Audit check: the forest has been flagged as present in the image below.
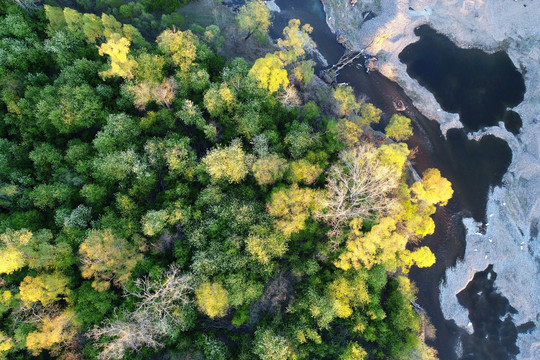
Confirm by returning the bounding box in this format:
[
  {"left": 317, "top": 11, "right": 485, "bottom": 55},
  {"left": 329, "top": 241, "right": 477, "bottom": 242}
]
[{"left": 0, "top": 0, "right": 453, "bottom": 359}]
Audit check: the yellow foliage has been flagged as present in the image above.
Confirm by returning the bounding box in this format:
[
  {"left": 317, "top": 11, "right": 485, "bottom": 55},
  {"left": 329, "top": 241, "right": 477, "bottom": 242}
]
[
  {"left": 25, "top": 311, "right": 75, "bottom": 356},
  {"left": 277, "top": 19, "right": 315, "bottom": 64},
  {"left": 0, "top": 247, "right": 25, "bottom": 275},
  {"left": 267, "top": 184, "right": 323, "bottom": 236},
  {"left": 249, "top": 53, "right": 289, "bottom": 93},
  {"left": 203, "top": 142, "right": 248, "bottom": 183},
  {"left": 340, "top": 342, "right": 368, "bottom": 360},
  {"left": 334, "top": 86, "right": 360, "bottom": 117},
  {"left": 399, "top": 246, "right": 436, "bottom": 273},
  {"left": 411, "top": 168, "right": 453, "bottom": 206},
  {"left": 19, "top": 273, "right": 69, "bottom": 308},
  {"left": 336, "top": 118, "right": 363, "bottom": 147},
  {"left": 252, "top": 154, "right": 288, "bottom": 185},
  {"left": 246, "top": 226, "right": 287, "bottom": 264},
  {"left": 335, "top": 217, "right": 407, "bottom": 270},
  {"left": 237, "top": 0, "right": 271, "bottom": 40},
  {"left": 195, "top": 282, "right": 229, "bottom": 318},
  {"left": 288, "top": 159, "right": 322, "bottom": 185},
  {"left": 156, "top": 29, "right": 198, "bottom": 72},
  {"left": 79, "top": 229, "right": 143, "bottom": 291},
  {"left": 329, "top": 273, "right": 370, "bottom": 319},
  {"left": 98, "top": 36, "right": 137, "bottom": 79}
]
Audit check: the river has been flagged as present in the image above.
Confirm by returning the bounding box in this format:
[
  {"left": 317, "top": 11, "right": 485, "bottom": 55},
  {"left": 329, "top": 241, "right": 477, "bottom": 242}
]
[{"left": 270, "top": 1, "right": 522, "bottom": 359}]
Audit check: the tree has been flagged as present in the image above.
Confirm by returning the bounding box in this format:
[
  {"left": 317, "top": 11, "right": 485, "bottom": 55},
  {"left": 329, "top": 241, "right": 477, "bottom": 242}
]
[
  {"left": 98, "top": 35, "right": 137, "bottom": 79},
  {"left": 340, "top": 343, "right": 368, "bottom": 360},
  {"left": 267, "top": 184, "right": 323, "bottom": 236},
  {"left": 89, "top": 266, "right": 194, "bottom": 360},
  {"left": 25, "top": 311, "right": 77, "bottom": 356},
  {"left": 195, "top": 282, "right": 229, "bottom": 318},
  {"left": 253, "top": 328, "right": 293, "bottom": 360},
  {"left": 386, "top": 114, "right": 413, "bottom": 141},
  {"left": 0, "top": 229, "right": 32, "bottom": 274},
  {"left": 236, "top": 0, "right": 271, "bottom": 41},
  {"left": 318, "top": 145, "right": 401, "bottom": 233},
  {"left": 277, "top": 19, "right": 315, "bottom": 64},
  {"left": 334, "top": 86, "right": 360, "bottom": 117},
  {"left": 19, "top": 273, "right": 70, "bottom": 307},
  {"left": 246, "top": 225, "right": 288, "bottom": 264},
  {"left": 249, "top": 53, "right": 289, "bottom": 93},
  {"left": 287, "top": 159, "right": 322, "bottom": 185},
  {"left": 79, "top": 229, "right": 143, "bottom": 291},
  {"left": 252, "top": 154, "right": 287, "bottom": 185},
  {"left": 398, "top": 246, "right": 436, "bottom": 273},
  {"left": 335, "top": 216, "right": 407, "bottom": 270},
  {"left": 156, "top": 29, "right": 198, "bottom": 72},
  {"left": 411, "top": 168, "right": 453, "bottom": 206},
  {"left": 203, "top": 142, "right": 248, "bottom": 184}
]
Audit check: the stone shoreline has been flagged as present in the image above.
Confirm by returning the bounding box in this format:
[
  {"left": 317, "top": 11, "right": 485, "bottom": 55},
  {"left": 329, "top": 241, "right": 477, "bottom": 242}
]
[{"left": 319, "top": 0, "right": 540, "bottom": 358}]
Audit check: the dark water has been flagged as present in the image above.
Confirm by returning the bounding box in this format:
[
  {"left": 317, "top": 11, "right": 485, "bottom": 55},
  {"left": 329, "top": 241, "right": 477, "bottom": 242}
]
[
  {"left": 271, "top": 1, "right": 521, "bottom": 359},
  {"left": 456, "top": 265, "right": 520, "bottom": 360},
  {"left": 399, "top": 25, "right": 526, "bottom": 133}
]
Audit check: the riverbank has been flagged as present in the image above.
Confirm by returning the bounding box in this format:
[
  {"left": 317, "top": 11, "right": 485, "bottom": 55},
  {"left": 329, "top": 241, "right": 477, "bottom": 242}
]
[{"left": 319, "top": 0, "right": 540, "bottom": 358}]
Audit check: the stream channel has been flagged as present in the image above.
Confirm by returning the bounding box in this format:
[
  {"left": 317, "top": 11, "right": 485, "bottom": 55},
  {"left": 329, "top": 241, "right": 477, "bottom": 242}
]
[{"left": 269, "top": 0, "right": 526, "bottom": 359}]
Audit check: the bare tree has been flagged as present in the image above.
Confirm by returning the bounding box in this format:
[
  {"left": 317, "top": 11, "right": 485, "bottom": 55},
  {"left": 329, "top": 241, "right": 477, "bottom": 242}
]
[
  {"left": 88, "top": 265, "right": 194, "bottom": 360},
  {"left": 316, "top": 145, "right": 400, "bottom": 235},
  {"left": 10, "top": 0, "right": 41, "bottom": 13}
]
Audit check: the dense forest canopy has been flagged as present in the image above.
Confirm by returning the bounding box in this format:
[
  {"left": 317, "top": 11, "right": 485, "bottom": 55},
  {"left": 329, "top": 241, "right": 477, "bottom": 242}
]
[{"left": 0, "top": 1, "right": 452, "bottom": 359}]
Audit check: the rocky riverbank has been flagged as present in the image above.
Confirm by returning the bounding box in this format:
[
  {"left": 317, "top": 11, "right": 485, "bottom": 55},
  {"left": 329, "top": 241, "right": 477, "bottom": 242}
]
[{"left": 320, "top": 0, "right": 540, "bottom": 358}]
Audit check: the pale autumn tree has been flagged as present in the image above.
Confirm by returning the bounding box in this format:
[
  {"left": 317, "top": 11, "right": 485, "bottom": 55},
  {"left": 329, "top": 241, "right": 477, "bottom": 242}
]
[
  {"left": 317, "top": 145, "right": 401, "bottom": 233},
  {"left": 89, "top": 265, "right": 194, "bottom": 360}
]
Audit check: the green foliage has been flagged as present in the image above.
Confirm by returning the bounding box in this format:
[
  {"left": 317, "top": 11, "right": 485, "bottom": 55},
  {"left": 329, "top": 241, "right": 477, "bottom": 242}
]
[
  {"left": 0, "top": 5, "right": 448, "bottom": 359},
  {"left": 386, "top": 114, "right": 413, "bottom": 141}
]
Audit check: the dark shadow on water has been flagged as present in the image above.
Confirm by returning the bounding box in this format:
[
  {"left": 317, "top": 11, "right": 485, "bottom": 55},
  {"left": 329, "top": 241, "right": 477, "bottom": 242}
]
[{"left": 399, "top": 25, "right": 526, "bottom": 133}]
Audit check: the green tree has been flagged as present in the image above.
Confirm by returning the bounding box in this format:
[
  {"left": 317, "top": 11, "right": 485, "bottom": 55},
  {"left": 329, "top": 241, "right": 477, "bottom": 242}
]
[
  {"left": 386, "top": 114, "right": 413, "bottom": 141},
  {"left": 253, "top": 328, "right": 293, "bottom": 360},
  {"left": 237, "top": 0, "right": 271, "bottom": 41}
]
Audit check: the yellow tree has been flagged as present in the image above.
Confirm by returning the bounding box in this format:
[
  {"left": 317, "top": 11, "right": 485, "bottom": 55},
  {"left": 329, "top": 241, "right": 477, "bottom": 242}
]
[
  {"left": 195, "top": 282, "right": 229, "bottom": 318},
  {"left": 334, "top": 216, "right": 408, "bottom": 271},
  {"left": 79, "top": 229, "right": 143, "bottom": 291},
  {"left": 236, "top": 0, "right": 271, "bottom": 41},
  {"left": 98, "top": 35, "right": 137, "bottom": 79},
  {"left": 0, "top": 229, "right": 33, "bottom": 274},
  {"left": 25, "top": 311, "right": 77, "bottom": 356},
  {"left": 249, "top": 53, "right": 289, "bottom": 93},
  {"left": 277, "top": 19, "right": 315, "bottom": 65},
  {"left": 411, "top": 168, "right": 454, "bottom": 206},
  {"left": 19, "top": 273, "right": 70, "bottom": 308},
  {"left": 385, "top": 114, "right": 413, "bottom": 141},
  {"left": 287, "top": 159, "right": 322, "bottom": 185},
  {"left": 267, "top": 184, "right": 323, "bottom": 236},
  {"left": 156, "top": 29, "right": 198, "bottom": 72},
  {"left": 398, "top": 246, "right": 436, "bottom": 273},
  {"left": 203, "top": 142, "right": 249, "bottom": 184}
]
